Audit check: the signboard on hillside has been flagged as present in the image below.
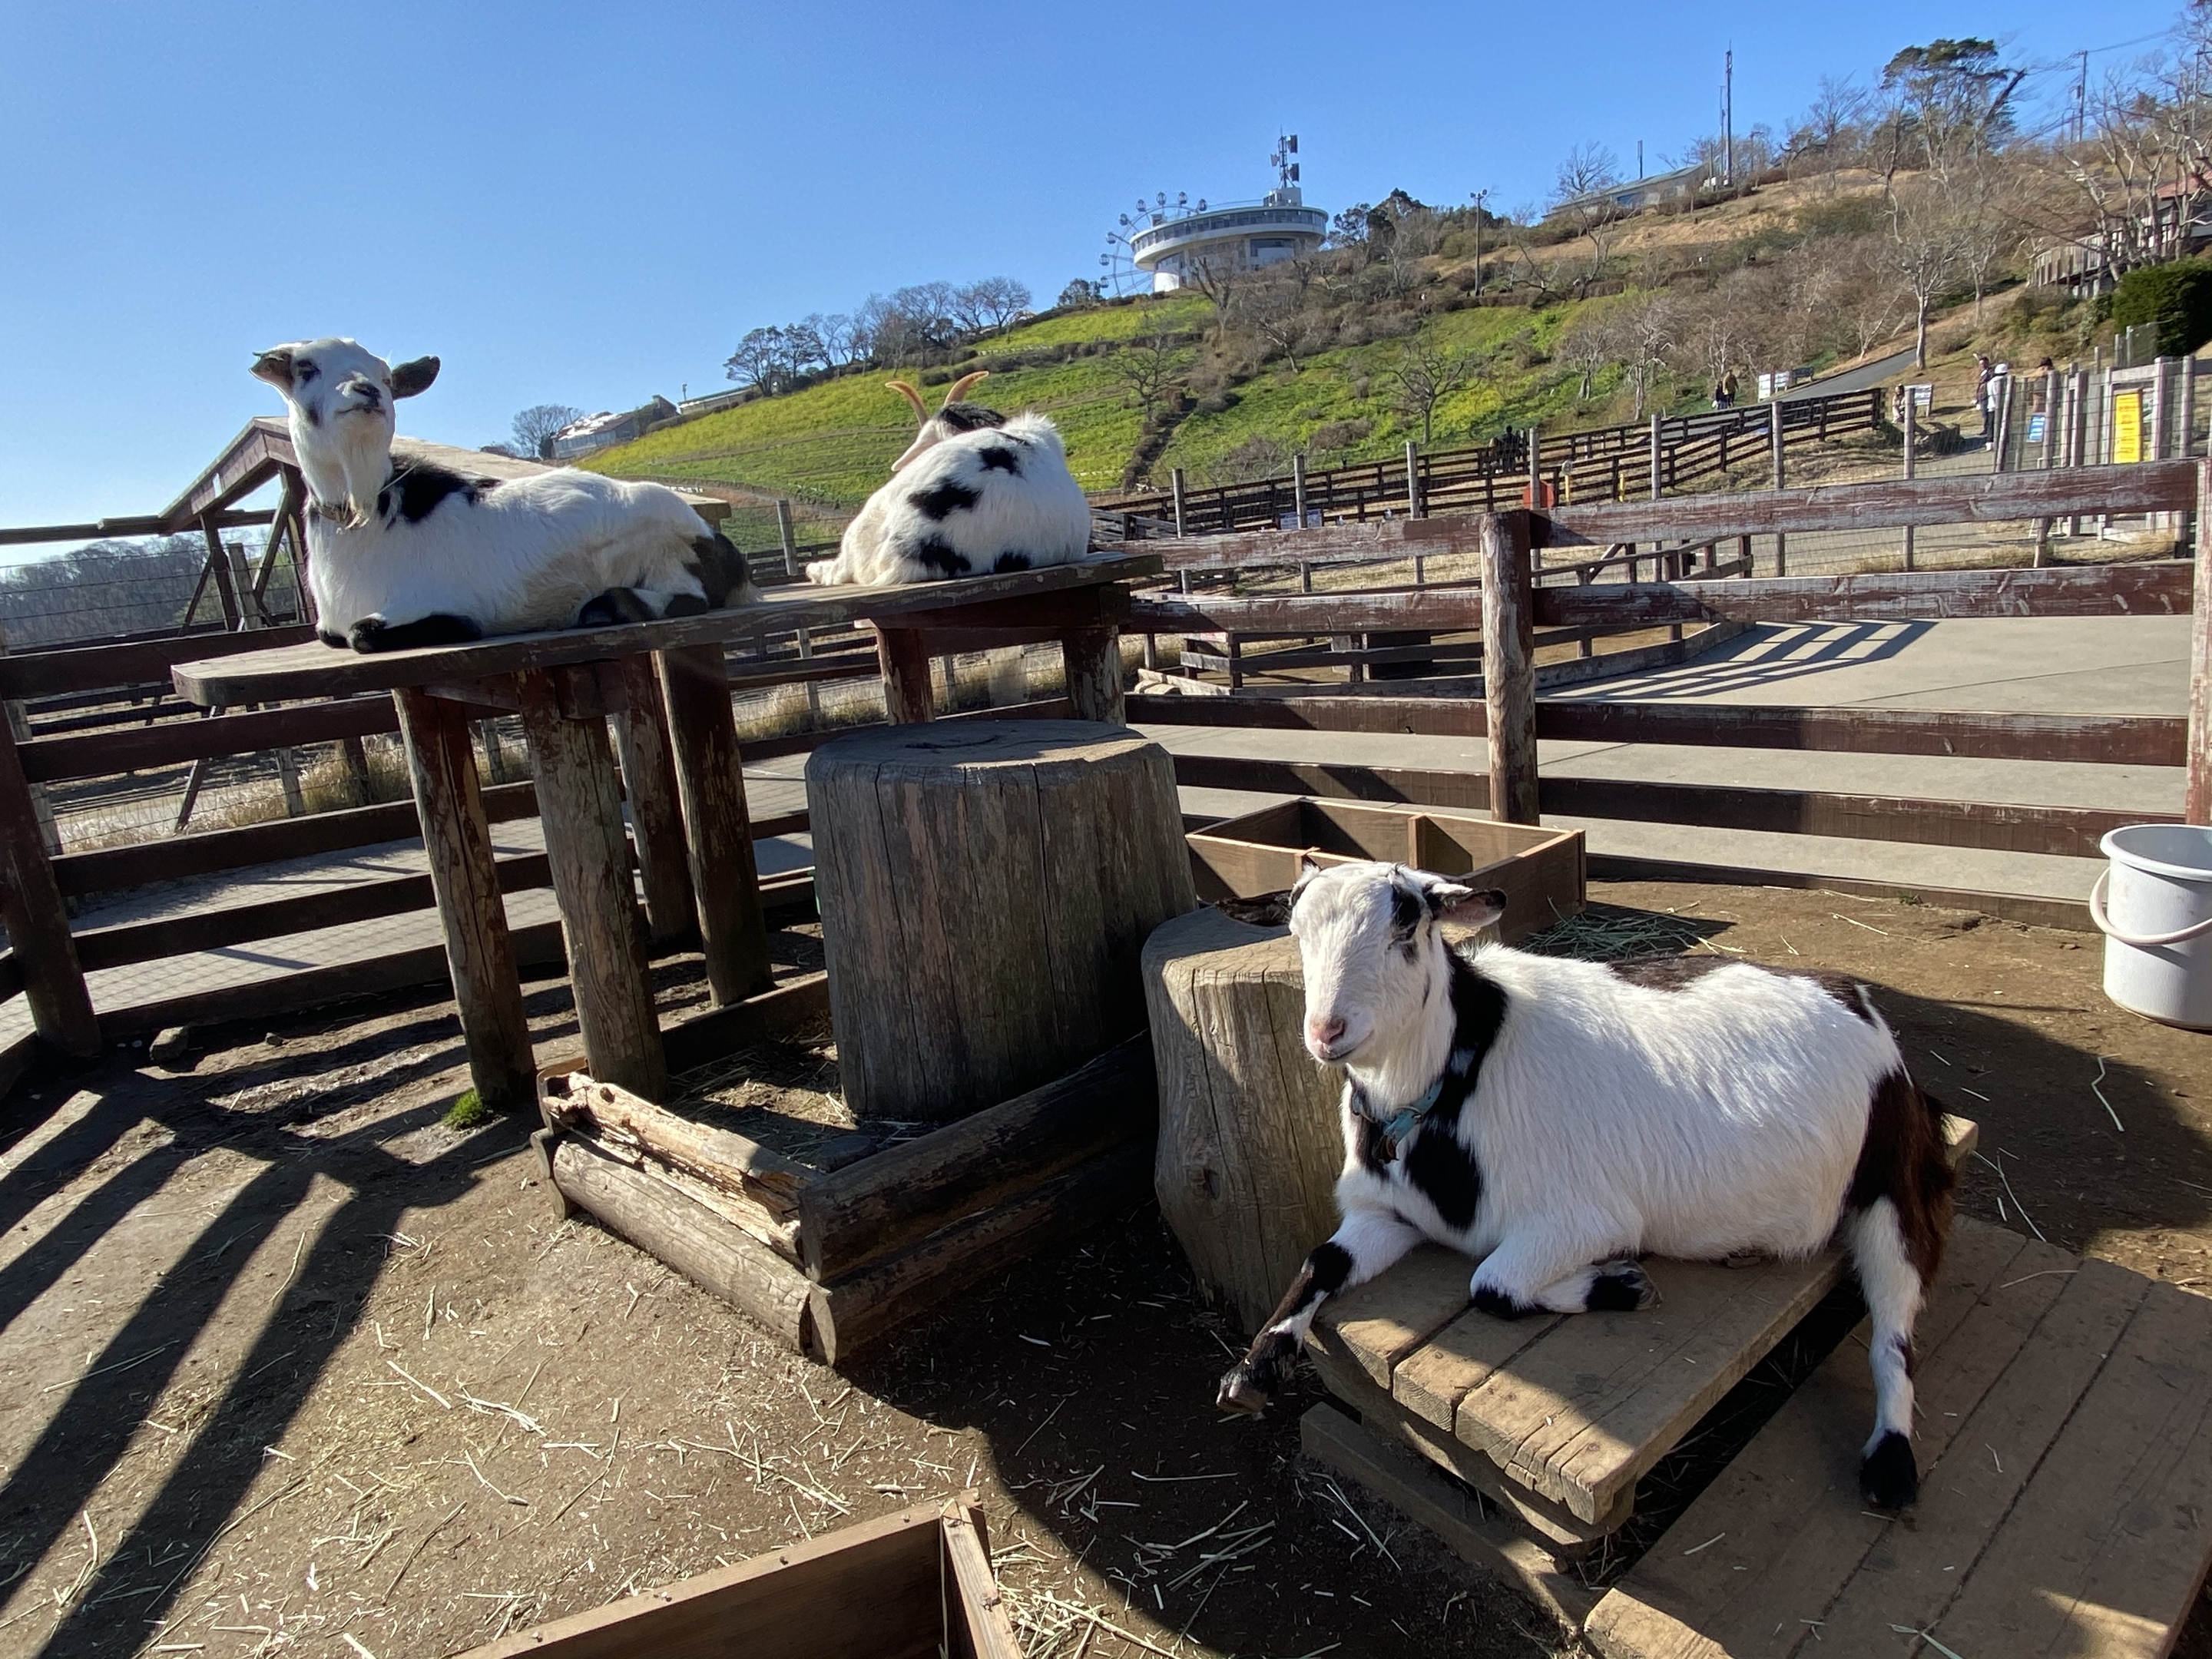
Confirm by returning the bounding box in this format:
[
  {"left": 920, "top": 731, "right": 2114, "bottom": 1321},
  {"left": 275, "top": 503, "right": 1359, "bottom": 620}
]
[{"left": 2112, "top": 390, "right": 2144, "bottom": 464}]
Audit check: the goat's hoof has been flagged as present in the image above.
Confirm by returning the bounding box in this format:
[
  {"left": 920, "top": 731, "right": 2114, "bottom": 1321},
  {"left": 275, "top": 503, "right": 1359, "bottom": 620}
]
[
  {"left": 1859, "top": 1431, "right": 1919, "bottom": 1508},
  {"left": 1215, "top": 1365, "right": 1271, "bottom": 1416},
  {"left": 347, "top": 617, "right": 390, "bottom": 653},
  {"left": 1471, "top": 1286, "right": 1540, "bottom": 1320},
  {"left": 1587, "top": 1260, "right": 1660, "bottom": 1312}
]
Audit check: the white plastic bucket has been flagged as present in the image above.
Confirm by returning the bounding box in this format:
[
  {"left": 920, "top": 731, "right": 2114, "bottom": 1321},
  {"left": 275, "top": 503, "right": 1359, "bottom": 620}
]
[{"left": 2091, "top": 824, "right": 2212, "bottom": 1031}]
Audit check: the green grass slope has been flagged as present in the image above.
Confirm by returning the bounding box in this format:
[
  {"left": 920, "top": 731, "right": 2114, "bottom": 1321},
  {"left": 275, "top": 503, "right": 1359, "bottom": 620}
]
[{"left": 584, "top": 289, "right": 1671, "bottom": 512}]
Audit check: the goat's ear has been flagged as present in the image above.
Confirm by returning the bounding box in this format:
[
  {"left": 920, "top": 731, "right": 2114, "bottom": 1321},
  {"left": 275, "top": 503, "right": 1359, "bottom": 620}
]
[
  {"left": 1289, "top": 849, "right": 1326, "bottom": 897},
  {"left": 250, "top": 348, "right": 295, "bottom": 389},
  {"left": 1425, "top": 882, "right": 1505, "bottom": 930},
  {"left": 389, "top": 356, "right": 440, "bottom": 398}
]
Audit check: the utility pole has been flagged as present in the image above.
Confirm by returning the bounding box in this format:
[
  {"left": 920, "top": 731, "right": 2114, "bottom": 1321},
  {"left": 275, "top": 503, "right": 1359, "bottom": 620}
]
[
  {"left": 1637, "top": 140, "right": 1644, "bottom": 180},
  {"left": 2075, "top": 50, "right": 2088, "bottom": 144},
  {"left": 1469, "top": 187, "right": 1489, "bottom": 294},
  {"left": 1723, "top": 48, "right": 1735, "bottom": 187}
]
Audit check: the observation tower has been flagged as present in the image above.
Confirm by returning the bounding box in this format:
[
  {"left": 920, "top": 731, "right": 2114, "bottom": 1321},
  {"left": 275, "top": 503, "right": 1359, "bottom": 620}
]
[{"left": 1103, "top": 134, "right": 1329, "bottom": 295}]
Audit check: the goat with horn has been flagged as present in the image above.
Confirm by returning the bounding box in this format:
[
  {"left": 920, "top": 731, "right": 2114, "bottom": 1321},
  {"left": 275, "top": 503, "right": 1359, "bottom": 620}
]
[{"left": 806, "top": 370, "right": 1093, "bottom": 586}]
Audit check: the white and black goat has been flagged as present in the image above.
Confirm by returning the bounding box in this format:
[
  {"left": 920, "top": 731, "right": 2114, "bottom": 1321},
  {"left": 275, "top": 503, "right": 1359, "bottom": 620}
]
[
  {"left": 252, "top": 338, "right": 755, "bottom": 651},
  {"left": 1217, "top": 859, "right": 1955, "bottom": 1510},
  {"left": 806, "top": 371, "right": 1092, "bottom": 586}
]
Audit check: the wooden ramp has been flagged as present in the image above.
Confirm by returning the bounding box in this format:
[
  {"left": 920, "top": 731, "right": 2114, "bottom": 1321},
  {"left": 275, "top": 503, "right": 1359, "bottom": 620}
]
[{"left": 1585, "top": 1215, "right": 2212, "bottom": 1659}]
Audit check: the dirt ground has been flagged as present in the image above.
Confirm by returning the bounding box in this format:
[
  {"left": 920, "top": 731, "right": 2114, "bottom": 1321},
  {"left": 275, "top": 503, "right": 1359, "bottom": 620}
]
[{"left": 0, "top": 880, "right": 2205, "bottom": 1659}]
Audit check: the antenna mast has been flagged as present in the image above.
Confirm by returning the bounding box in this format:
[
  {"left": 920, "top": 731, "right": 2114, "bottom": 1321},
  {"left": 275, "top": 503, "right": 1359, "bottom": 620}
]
[{"left": 1723, "top": 48, "right": 1734, "bottom": 187}]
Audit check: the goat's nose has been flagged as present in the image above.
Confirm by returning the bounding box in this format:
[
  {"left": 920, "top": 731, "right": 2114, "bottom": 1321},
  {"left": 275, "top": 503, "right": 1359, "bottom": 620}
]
[{"left": 1307, "top": 1015, "right": 1347, "bottom": 1049}]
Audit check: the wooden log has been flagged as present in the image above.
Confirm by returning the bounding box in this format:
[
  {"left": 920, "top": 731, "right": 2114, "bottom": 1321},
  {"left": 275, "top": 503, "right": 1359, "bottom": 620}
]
[
  {"left": 660, "top": 968, "right": 831, "bottom": 1075},
  {"left": 395, "top": 688, "right": 535, "bottom": 1109},
  {"left": 1061, "top": 621, "right": 1126, "bottom": 724},
  {"left": 540, "top": 1131, "right": 813, "bottom": 1352},
  {"left": 1480, "top": 512, "right": 1539, "bottom": 824},
  {"left": 0, "top": 723, "right": 95, "bottom": 1055},
  {"left": 515, "top": 669, "right": 667, "bottom": 1101},
  {"left": 798, "top": 1032, "right": 1157, "bottom": 1283},
  {"left": 2190, "top": 459, "right": 2211, "bottom": 825},
  {"left": 874, "top": 625, "right": 935, "bottom": 723},
  {"left": 805, "top": 1139, "right": 1155, "bottom": 1364},
  {"left": 807, "top": 720, "right": 1194, "bottom": 1122},
  {"left": 1141, "top": 906, "right": 1344, "bottom": 1334},
  {"left": 612, "top": 654, "right": 699, "bottom": 952},
  {"left": 655, "top": 644, "right": 771, "bottom": 999},
  {"left": 543, "top": 1071, "right": 810, "bottom": 1227}
]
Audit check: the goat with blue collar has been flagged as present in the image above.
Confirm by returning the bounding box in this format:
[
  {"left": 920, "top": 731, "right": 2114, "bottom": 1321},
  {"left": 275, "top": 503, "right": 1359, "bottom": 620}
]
[{"left": 1215, "top": 858, "right": 1955, "bottom": 1511}]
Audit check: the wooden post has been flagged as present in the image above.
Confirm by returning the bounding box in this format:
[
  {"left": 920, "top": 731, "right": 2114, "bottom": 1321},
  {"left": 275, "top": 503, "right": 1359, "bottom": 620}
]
[
  {"left": 0, "top": 722, "right": 98, "bottom": 1056},
  {"left": 2069, "top": 368, "right": 2089, "bottom": 537},
  {"left": 394, "top": 688, "right": 533, "bottom": 1108},
  {"left": 198, "top": 514, "right": 243, "bottom": 630},
  {"left": 0, "top": 622, "right": 60, "bottom": 856},
  {"left": 1770, "top": 396, "right": 1786, "bottom": 578},
  {"left": 1480, "top": 512, "right": 1539, "bottom": 825},
  {"left": 1171, "top": 468, "right": 1188, "bottom": 536},
  {"left": 875, "top": 626, "right": 934, "bottom": 724},
  {"left": 775, "top": 499, "right": 799, "bottom": 575},
  {"left": 1406, "top": 440, "right": 1423, "bottom": 518},
  {"left": 1292, "top": 453, "right": 1308, "bottom": 531},
  {"left": 2188, "top": 459, "right": 2212, "bottom": 826},
  {"left": 1062, "top": 623, "right": 1126, "bottom": 725},
  {"left": 2186, "top": 359, "right": 2201, "bottom": 552},
  {"left": 612, "top": 654, "right": 700, "bottom": 953},
  {"left": 516, "top": 669, "right": 667, "bottom": 1100},
  {"left": 1902, "top": 396, "right": 1918, "bottom": 572},
  {"left": 1649, "top": 414, "right": 1663, "bottom": 500},
  {"left": 656, "top": 644, "right": 773, "bottom": 1004}
]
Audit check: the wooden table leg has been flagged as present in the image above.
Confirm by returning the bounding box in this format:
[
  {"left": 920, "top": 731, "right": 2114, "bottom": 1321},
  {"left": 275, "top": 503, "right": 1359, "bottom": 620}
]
[
  {"left": 394, "top": 687, "right": 534, "bottom": 1109},
  {"left": 875, "top": 626, "right": 935, "bottom": 723},
  {"left": 655, "top": 645, "right": 772, "bottom": 1004},
  {"left": 516, "top": 669, "right": 668, "bottom": 1100},
  {"left": 1062, "top": 622, "right": 1126, "bottom": 724},
  {"left": 612, "top": 656, "right": 699, "bottom": 953}
]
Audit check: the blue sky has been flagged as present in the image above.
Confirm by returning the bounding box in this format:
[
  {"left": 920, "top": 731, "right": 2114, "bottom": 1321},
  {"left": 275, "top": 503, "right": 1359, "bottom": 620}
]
[{"left": 0, "top": 0, "right": 2177, "bottom": 535}]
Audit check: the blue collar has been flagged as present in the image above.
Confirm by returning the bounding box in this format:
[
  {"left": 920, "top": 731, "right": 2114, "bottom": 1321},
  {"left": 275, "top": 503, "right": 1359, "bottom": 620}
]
[{"left": 1376, "top": 1077, "right": 1445, "bottom": 1148}]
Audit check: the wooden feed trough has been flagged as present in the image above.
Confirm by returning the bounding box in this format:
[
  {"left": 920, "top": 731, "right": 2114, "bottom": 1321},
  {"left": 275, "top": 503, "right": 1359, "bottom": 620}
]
[
  {"left": 1186, "top": 797, "right": 1584, "bottom": 944},
  {"left": 1146, "top": 804, "right": 1584, "bottom": 1332},
  {"left": 536, "top": 1034, "right": 1157, "bottom": 1363},
  {"left": 453, "top": 1494, "right": 1018, "bottom": 1659}
]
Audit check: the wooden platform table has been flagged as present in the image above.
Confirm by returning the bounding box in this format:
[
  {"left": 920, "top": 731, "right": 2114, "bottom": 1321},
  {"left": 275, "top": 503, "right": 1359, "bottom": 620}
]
[{"left": 171, "top": 555, "right": 1159, "bottom": 1110}]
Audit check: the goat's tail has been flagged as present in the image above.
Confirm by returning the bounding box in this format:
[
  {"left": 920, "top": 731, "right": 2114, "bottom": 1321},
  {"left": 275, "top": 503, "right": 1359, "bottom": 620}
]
[{"left": 1843, "top": 1065, "right": 1956, "bottom": 1510}]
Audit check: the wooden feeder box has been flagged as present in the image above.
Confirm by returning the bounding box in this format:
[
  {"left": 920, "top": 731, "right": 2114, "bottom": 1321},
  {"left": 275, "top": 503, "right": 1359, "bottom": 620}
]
[
  {"left": 454, "top": 1495, "right": 1018, "bottom": 1659},
  {"left": 1187, "top": 797, "right": 1584, "bottom": 943}
]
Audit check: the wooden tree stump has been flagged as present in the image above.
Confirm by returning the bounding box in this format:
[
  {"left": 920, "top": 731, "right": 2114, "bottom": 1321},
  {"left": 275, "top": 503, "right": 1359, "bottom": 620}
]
[
  {"left": 809, "top": 720, "right": 1194, "bottom": 1122},
  {"left": 1142, "top": 905, "right": 1346, "bottom": 1336}
]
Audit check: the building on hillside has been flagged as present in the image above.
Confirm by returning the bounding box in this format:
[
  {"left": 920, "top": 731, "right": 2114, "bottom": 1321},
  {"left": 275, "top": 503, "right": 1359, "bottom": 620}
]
[
  {"left": 2033, "top": 186, "right": 2212, "bottom": 293},
  {"left": 548, "top": 396, "right": 678, "bottom": 459},
  {"left": 1550, "top": 161, "right": 1704, "bottom": 221},
  {"left": 1114, "top": 134, "right": 1329, "bottom": 295}
]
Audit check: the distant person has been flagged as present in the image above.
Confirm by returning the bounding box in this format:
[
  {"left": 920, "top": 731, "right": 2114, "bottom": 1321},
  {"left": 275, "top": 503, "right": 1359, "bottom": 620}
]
[{"left": 1711, "top": 377, "right": 1733, "bottom": 411}]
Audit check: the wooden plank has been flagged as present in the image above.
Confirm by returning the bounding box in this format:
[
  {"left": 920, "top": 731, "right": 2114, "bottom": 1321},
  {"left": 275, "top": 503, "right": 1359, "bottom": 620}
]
[
  {"left": 1482, "top": 512, "right": 1538, "bottom": 823},
  {"left": 611, "top": 655, "right": 699, "bottom": 952},
  {"left": 161, "top": 418, "right": 293, "bottom": 530},
  {"left": 0, "top": 727, "right": 96, "bottom": 1055},
  {"left": 396, "top": 688, "right": 535, "bottom": 1111},
  {"left": 71, "top": 852, "right": 551, "bottom": 972},
  {"left": 0, "top": 507, "right": 273, "bottom": 552},
  {"left": 798, "top": 1034, "right": 1156, "bottom": 1283},
  {"left": 657, "top": 644, "right": 772, "bottom": 1002},
  {"left": 1300, "top": 1405, "right": 1603, "bottom": 1633},
  {"left": 0, "top": 624, "right": 316, "bottom": 700},
  {"left": 517, "top": 671, "right": 667, "bottom": 1100},
  {"left": 1392, "top": 1303, "right": 1563, "bottom": 1435},
  {"left": 454, "top": 1500, "right": 952, "bottom": 1659},
  {"left": 51, "top": 780, "right": 538, "bottom": 898},
  {"left": 941, "top": 1504, "right": 1023, "bottom": 1659},
  {"left": 1582, "top": 853, "right": 2101, "bottom": 934},
  {"left": 172, "top": 555, "right": 1162, "bottom": 707},
  {"left": 1928, "top": 1278, "right": 2212, "bottom": 1659},
  {"left": 1533, "top": 561, "right": 2194, "bottom": 627},
  {"left": 19, "top": 694, "right": 398, "bottom": 783},
  {"left": 1580, "top": 1218, "right": 2038, "bottom": 1659},
  {"left": 1310, "top": 1243, "right": 1494, "bottom": 1391},
  {"left": 1799, "top": 1257, "right": 2155, "bottom": 1658},
  {"left": 806, "top": 1139, "right": 1155, "bottom": 1364},
  {"left": 661, "top": 970, "right": 831, "bottom": 1077},
  {"left": 546, "top": 1132, "right": 813, "bottom": 1351},
  {"left": 94, "top": 919, "right": 568, "bottom": 1039}
]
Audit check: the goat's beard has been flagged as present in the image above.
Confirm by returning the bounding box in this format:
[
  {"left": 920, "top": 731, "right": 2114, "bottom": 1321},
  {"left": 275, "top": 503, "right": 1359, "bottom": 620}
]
[{"left": 327, "top": 419, "right": 394, "bottom": 530}]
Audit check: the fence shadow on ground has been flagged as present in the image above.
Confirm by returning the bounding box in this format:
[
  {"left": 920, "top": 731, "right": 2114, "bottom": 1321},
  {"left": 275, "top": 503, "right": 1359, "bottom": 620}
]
[{"left": 1557, "top": 620, "right": 1932, "bottom": 704}]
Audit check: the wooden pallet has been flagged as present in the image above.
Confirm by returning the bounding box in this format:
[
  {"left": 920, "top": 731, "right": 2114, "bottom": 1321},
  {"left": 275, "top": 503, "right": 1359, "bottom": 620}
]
[
  {"left": 1309, "top": 1118, "right": 1978, "bottom": 1546},
  {"left": 1585, "top": 1217, "right": 2212, "bottom": 1659}
]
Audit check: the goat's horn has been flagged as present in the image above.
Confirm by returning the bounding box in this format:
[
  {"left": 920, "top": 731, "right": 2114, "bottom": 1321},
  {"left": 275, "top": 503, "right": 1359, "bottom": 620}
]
[
  {"left": 886, "top": 380, "right": 929, "bottom": 422},
  {"left": 942, "top": 370, "right": 990, "bottom": 408}
]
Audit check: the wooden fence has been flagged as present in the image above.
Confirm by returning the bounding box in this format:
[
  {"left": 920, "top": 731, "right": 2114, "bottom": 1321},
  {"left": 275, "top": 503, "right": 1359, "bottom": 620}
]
[{"left": 1094, "top": 388, "right": 1886, "bottom": 533}]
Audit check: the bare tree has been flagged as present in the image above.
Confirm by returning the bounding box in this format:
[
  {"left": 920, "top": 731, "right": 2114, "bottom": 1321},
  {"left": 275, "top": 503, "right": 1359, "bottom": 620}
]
[
  {"left": 1605, "top": 293, "right": 1679, "bottom": 420},
  {"left": 1243, "top": 260, "right": 1326, "bottom": 371},
  {"left": 1555, "top": 306, "right": 1618, "bottom": 399},
  {"left": 512, "top": 403, "right": 584, "bottom": 460},
  {"left": 1108, "top": 331, "right": 1192, "bottom": 427},
  {"left": 1789, "top": 76, "right": 1875, "bottom": 190},
  {"left": 803, "top": 313, "right": 863, "bottom": 366},
  {"left": 1382, "top": 336, "right": 1475, "bottom": 445},
  {"left": 949, "top": 276, "right": 1033, "bottom": 336},
  {"left": 1549, "top": 142, "right": 1626, "bottom": 295}
]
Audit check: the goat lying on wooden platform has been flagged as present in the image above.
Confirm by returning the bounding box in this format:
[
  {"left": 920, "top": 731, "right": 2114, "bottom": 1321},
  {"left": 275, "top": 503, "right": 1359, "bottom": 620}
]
[
  {"left": 253, "top": 338, "right": 755, "bottom": 651},
  {"left": 1216, "top": 859, "right": 1955, "bottom": 1510},
  {"left": 806, "top": 372, "right": 1092, "bottom": 586}
]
